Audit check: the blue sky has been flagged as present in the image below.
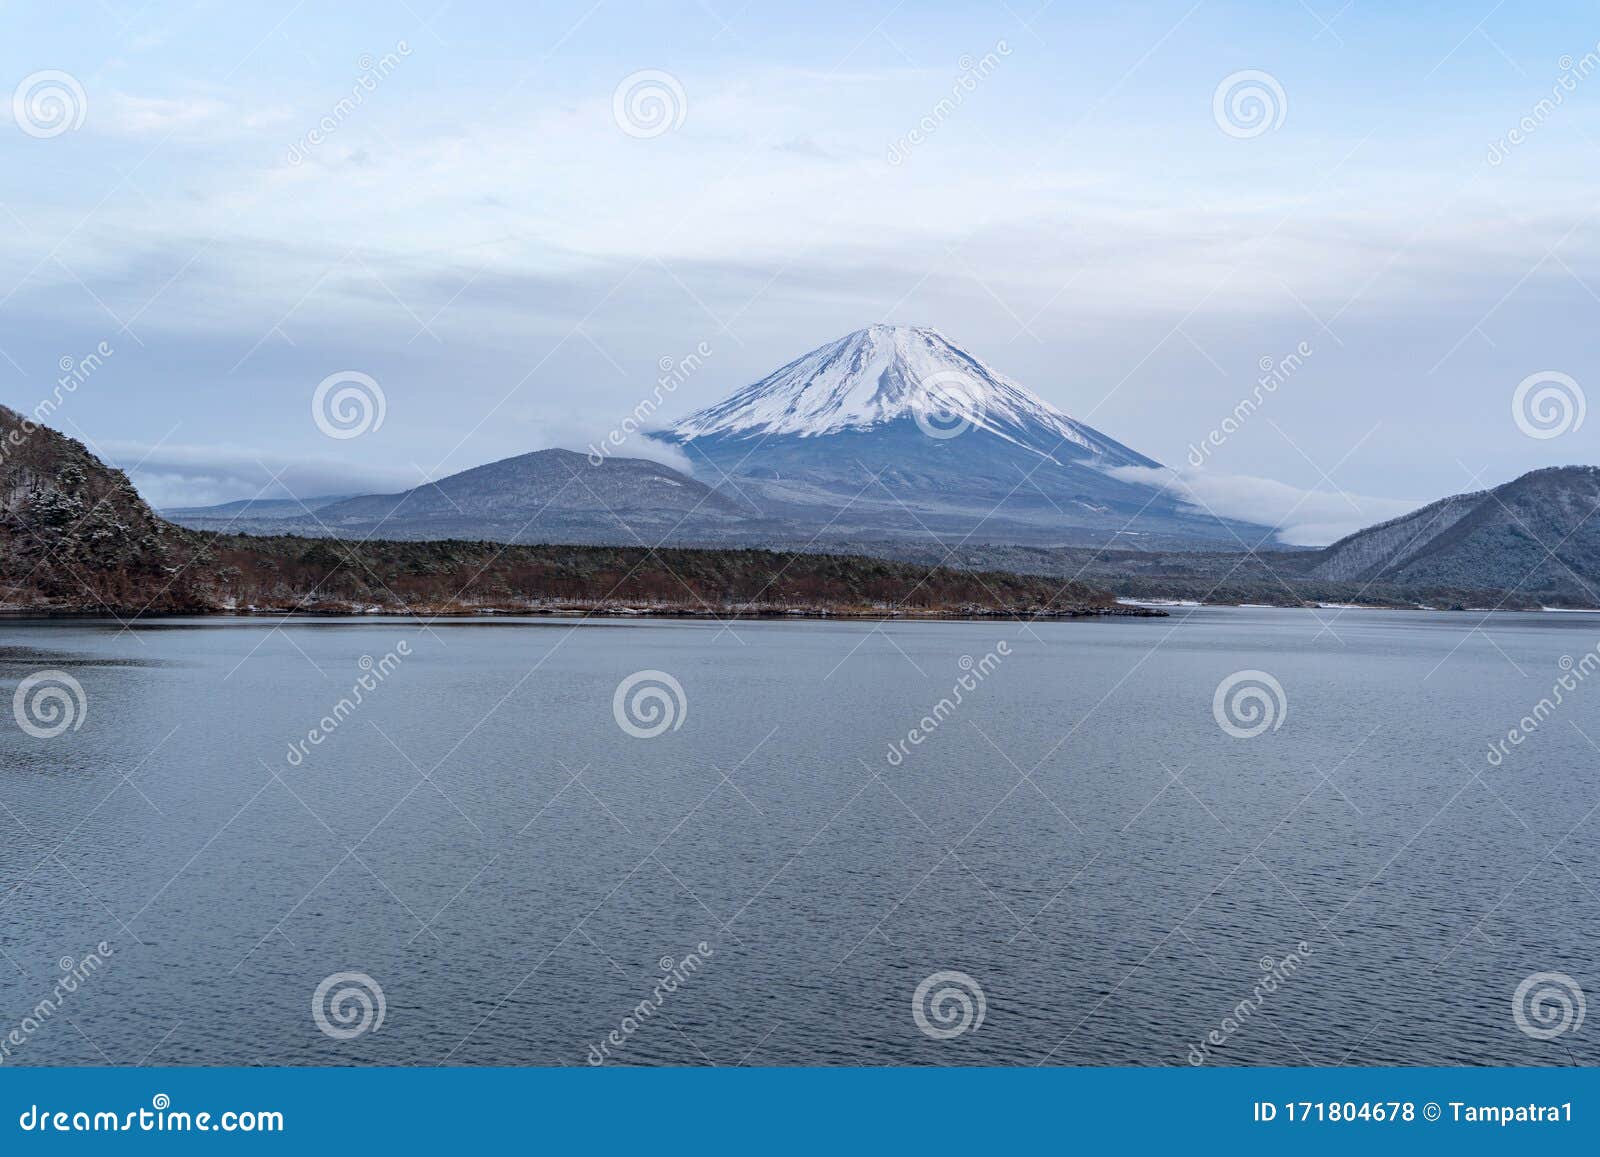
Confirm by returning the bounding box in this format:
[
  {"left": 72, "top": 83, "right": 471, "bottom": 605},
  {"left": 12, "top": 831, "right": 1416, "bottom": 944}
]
[{"left": 2, "top": 0, "right": 1598, "bottom": 541}]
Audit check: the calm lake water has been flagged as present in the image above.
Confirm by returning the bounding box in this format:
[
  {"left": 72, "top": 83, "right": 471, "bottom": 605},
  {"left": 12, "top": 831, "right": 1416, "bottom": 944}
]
[{"left": 0, "top": 608, "right": 1595, "bottom": 1066}]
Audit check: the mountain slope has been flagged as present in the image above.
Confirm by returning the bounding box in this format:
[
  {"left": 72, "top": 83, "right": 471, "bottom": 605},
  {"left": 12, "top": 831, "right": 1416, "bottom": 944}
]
[
  {"left": 867, "top": 466, "right": 1600, "bottom": 609},
  {"left": 0, "top": 405, "right": 1137, "bottom": 618},
  {"left": 656, "top": 325, "right": 1270, "bottom": 548},
  {"left": 1304, "top": 466, "right": 1600, "bottom": 600},
  {"left": 1303, "top": 490, "right": 1487, "bottom": 583},
  {"left": 0, "top": 404, "right": 199, "bottom": 610},
  {"left": 161, "top": 495, "right": 352, "bottom": 523},
  {"left": 670, "top": 324, "right": 1156, "bottom": 465},
  {"left": 166, "top": 449, "right": 759, "bottom": 543}
]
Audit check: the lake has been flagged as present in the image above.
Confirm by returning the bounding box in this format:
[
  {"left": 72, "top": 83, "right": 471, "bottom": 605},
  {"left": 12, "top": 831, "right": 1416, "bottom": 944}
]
[{"left": 0, "top": 608, "right": 1595, "bottom": 1066}]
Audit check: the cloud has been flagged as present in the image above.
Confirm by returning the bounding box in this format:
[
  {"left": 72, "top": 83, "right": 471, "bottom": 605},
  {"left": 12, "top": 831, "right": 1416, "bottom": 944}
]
[
  {"left": 107, "top": 422, "right": 702, "bottom": 512},
  {"left": 629, "top": 437, "right": 696, "bottom": 475},
  {"left": 3, "top": 34, "right": 1596, "bottom": 511},
  {"left": 93, "top": 90, "right": 294, "bottom": 140},
  {"left": 102, "top": 93, "right": 230, "bottom": 134},
  {"left": 772, "top": 135, "right": 834, "bottom": 159},
  {"left": 1107, "top": 465, "right": 1422, "bottom": 547},
  {"left": 505, "top": 406, "right": 698, "bottom": 474},
  {"left": 103, "top": 440, "right": 419, "bottom": 509}
]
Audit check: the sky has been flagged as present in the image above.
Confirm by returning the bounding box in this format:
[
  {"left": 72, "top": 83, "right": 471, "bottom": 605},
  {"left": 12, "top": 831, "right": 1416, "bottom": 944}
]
[{"left": 2, "top": 0, "right": 1598, "bottom": 543}]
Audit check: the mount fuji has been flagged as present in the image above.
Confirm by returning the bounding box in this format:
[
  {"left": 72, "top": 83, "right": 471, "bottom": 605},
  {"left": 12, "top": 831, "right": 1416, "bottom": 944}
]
[
  {"left": 166, "top": 326, "right": 1274, "bottom": 551},
  {"left": 656, "top": 325, "right": 1271, "bottom": 548}
]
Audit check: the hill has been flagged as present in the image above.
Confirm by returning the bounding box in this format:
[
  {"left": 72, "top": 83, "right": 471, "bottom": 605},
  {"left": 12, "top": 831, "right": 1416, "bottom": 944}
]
[
  {"left": 0, "top": 404, "right": 193, "bottom": 612},
  {"left": 163, "top": 449, "right": 762, "bottom": 543},
  {"left": 0, "top": 405, "right": 1137, "bottom": 619},
  {"left": 1303, "top": 466, "right": 1600, "bottom": 601},
  {"left": 860, "top": 467, "right": 1600, "bottom": 609}
]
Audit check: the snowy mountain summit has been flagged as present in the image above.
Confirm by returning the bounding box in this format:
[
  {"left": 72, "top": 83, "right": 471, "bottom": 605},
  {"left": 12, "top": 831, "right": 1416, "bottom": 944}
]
[
  {"left": 667, "top": 325, "right": 1154, "bottom": 468},
  {"left": 651, "top": 326, "right": 1268, "bottom": 548}
]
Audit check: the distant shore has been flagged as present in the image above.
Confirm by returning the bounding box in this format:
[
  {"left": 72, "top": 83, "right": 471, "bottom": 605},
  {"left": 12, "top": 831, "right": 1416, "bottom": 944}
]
[
  {"left": 0, "top": 601, "right": 1167, "bottom": 621},
  {"left": 1115, "top": 596, "right": 1600, "bottom": 613}
]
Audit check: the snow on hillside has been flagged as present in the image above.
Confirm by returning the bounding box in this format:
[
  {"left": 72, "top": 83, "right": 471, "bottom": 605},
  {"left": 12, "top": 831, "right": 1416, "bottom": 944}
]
[{"left": 664, "top": 325, "right": 1156, "bottom": 468}]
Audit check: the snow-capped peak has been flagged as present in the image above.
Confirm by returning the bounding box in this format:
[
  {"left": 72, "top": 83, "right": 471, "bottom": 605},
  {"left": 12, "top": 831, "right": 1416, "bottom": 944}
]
[{"left": 662, "top": 325, "right": 1154, "bottom": 467}]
